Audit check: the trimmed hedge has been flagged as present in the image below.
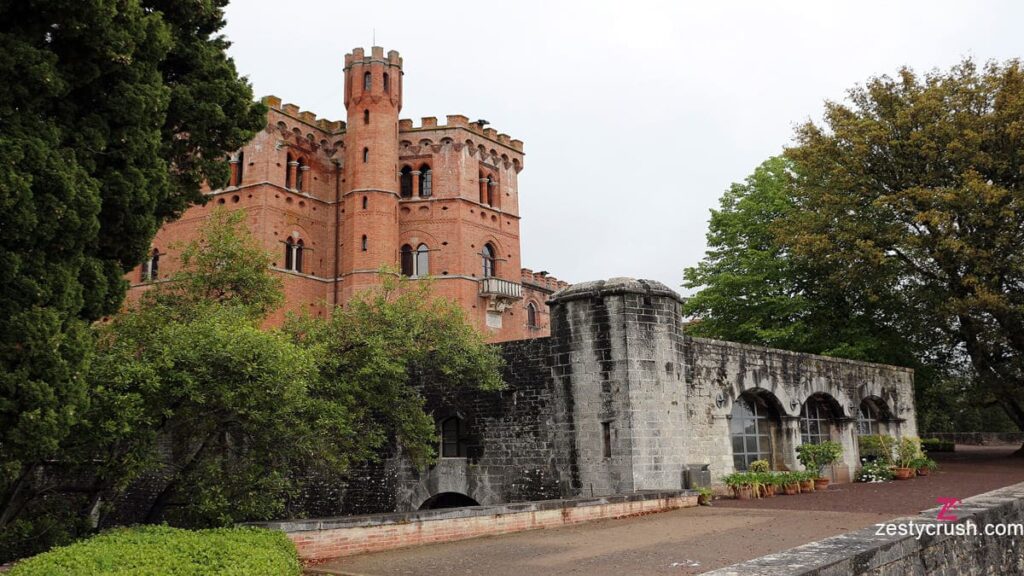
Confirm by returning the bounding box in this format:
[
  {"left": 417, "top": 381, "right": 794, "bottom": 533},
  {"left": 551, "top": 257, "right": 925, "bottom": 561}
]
[
  {"left": 921, "top": 437, "right": 955, "bottom": 453},
  {"left": 9, "top": 525, "right": 301, "bottom": 575}
]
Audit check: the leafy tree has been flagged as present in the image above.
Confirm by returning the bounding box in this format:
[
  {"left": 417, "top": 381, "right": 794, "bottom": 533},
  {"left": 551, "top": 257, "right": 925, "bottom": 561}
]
[
  {"left": 783, "top": 59, "right": 1024, "bottom": 431},
  {"left": 288, "top": 273, "right": 505, "bottom": 467},
  {"left": 0, "top": 0, "right": 264, "bottom": 541},
  {"left": 683, "top": 157, "right": 917, "bottom": 365}
]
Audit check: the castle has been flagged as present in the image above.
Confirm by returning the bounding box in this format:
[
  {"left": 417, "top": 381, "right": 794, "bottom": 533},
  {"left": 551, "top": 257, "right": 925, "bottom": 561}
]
[
  {"left": 128, "top": 47, "right": 919, "bottom": 520},
  {"left": 128, "top": 46, "right": 566, "bottom": 341}
]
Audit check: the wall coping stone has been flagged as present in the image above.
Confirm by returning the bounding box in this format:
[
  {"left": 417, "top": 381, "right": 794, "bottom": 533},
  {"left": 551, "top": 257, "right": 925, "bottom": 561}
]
[
  {"left": 247, "top": 490, "right": 692, "bottom": 533},
  {"left": 703, "top": 481, "right": 1024, "bottom": 575},
  {"left": 689, "top": 336, "right": 915, "bottom": 374},
  {"left": 548, "top": 277, "right": 683, "bottom": 305}
]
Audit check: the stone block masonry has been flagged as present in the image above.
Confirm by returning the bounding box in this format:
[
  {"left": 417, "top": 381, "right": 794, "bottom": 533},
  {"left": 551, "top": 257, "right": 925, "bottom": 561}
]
[
  {"left": 255, "top": 490, "right": 697, "bottom": 563},
  {"left": 703, "top": 481, "right": 1024, "bottom": 575}
]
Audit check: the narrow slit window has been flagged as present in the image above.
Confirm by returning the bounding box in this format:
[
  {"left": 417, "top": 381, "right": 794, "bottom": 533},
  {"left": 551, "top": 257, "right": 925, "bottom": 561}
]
[
  {"left": 363, "top": 147, "right": 369, "bottom": 163},
  {"left": 383, "top": 72, "right": 390, "bottom": 93},
  {"left": 361, "top": 235, "right": 368, "bottom": 252},
  {"left": 364, "top": 109, "right": 370, "bottom": 125},
  {"left": 363, "top": 71, "right": 372, "bottom": 91},
  {"left": 602, "top": 422, "right": 612, "bottom": 458}
]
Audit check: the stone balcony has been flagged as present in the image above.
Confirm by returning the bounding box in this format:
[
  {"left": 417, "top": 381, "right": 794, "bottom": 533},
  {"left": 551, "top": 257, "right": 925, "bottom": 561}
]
[{"left": 479, "top": 277, "right": 522, "bottom": 312}]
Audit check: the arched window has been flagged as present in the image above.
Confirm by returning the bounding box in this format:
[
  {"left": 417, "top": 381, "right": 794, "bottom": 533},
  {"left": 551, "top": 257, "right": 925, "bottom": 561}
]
[
  {"left": 363, "top": 147, "right": 369, "bottom": 163},
  {"left": 440, "top": 416, "right": 467, "bottom": 458},
  {"left": 294, "top": 239, "right": 304, "bottom": 273},
  {"left": 383, "top": 72, "right": 390, "bottom": 93},
  {"left": 415, "top": 244, "right": 429, "bottom": 277},
  {"left": 479, "top": 171, "right": 488, "bottom": 204},
  {"left": 361, "top": 235, "right": 368, "bottom": 252},
  {"left": 362, "top": 196, "right": 368, "bottom": 209},
  {"left": 481, "top": 243, "right": 496, "bottom": 278},
  {"left": 400, "top": 244, "right": 414, "bottom": 276},
  {"left": 730, "top": 392, "right": 779, "bottom": 471},
  {"left": 363, "top": 71, "right": 372, "bottom": 91},
  {"left": 285, "top": 238, "right": 294, "bottom": 271},
  {"left": 858, "top": 399, "right": 885, "bottom": 435},
  {"left": 141, "top": 248, "right": 159, "bottom": 282},
  {"left": 363, "top": 109, "right": 370, "bottom": 125},
  {"left": 527, "top": 302, "right": 538, "bottom": 328},
  {"left": 399, "top": 166, "right": 413, "bottom": 198},
  {"left": 418, "top": 164, "right": 432, "bottom": 197},
  {"left": 285, "top": 153, "right": 294, "bottom": 189},
  {"left": 800, "top": 395, "right": 836, "bottom": 445},
  {"left": 294, "top": 157, "right": 305, "bottom": 192}
]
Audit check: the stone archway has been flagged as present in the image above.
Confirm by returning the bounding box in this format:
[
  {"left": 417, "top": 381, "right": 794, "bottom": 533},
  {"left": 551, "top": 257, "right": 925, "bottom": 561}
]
[{"left": 418, "top": 492, "right": 480, "bottom": 510}]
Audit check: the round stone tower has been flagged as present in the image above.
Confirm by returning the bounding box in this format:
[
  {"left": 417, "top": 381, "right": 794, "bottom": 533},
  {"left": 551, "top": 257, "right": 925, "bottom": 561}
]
[{"left": 341, "top": 46, "right": 403, "bottom": 297}]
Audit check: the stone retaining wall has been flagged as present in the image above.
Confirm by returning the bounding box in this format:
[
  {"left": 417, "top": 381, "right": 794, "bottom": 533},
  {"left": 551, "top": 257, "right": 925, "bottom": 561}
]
[
  {"left": 704, "top": 481, "right": 1024, "bottom": 575},
  {"left": 253, "top": 490, "right": 697, "bottom": 563},
  {"left": 925, "top": 432, "right": 1024, "bottom": 446}
]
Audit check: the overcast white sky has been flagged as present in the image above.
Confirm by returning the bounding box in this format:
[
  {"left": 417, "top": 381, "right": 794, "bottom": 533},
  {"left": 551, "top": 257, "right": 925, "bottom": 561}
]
[{"left": 223, "top": 0, "right": 1023, "bottom": 292}]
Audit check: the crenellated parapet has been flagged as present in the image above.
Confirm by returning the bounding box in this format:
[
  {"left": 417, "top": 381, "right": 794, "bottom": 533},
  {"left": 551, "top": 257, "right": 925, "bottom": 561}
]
[
  {"left": 520, "top": 269, "right": 570, "bottom": 294},
  {"left": 398, "top": 115, "right": 524, "bottom": 172}
]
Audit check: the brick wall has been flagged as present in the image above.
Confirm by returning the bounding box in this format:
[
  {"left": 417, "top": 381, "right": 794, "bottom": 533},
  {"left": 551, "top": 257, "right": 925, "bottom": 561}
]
[{"left": 256, "top": 491, "right": 697, "bottom": 563}]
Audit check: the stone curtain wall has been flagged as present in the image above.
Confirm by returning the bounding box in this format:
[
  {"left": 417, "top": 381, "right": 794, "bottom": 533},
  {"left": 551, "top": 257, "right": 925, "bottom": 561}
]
[
  {"left": 704, "top": 481, "right": 1024, "bottom": 575},
  {"left": 388, "top": 336, "right": 571, "bottom": 511},
  {"left": 684, "top": 337, "right": 918, "bottom": 480},
  {"left": 258, "top": 491, "right": 697, "bottom": 563}
]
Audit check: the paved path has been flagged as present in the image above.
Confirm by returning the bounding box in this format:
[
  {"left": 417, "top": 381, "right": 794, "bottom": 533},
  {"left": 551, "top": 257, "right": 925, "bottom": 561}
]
[{"left": 313, "top": 446, "right": 1024, "bottom": 576}]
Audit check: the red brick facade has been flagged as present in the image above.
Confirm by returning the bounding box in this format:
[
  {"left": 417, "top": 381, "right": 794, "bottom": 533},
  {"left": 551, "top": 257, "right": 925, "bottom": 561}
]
[{"left": 127, "top": 46, "right": 567, "bottom": 341}]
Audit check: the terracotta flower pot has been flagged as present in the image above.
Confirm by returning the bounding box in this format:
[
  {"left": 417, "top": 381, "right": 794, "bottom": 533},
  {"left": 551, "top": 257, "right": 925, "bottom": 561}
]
[
  {"left": 894, "top": 467, "right": 915, "bottom": 480},
  {"left": 813, "top": 478, "right": 830, "bottom": 490},
  {"left": 783, "top": 483, "right": 800, "bottom": 495},
  {"left": 733, "top": 485, "right": 753, "bottom": 500},
  {"left": 799, "top": 479, "right": 815, "bottom": 492},
  {"left": 762, "top": 484, "right": 776, "bottom": 497},
  {"left": 917, "top": 468, "right": 930, "bottom": 477}
]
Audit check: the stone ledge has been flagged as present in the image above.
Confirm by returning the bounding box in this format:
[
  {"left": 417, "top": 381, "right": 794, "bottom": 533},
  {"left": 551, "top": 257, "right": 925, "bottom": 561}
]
[{"left": 703, "top": 481, "right": 1024, "bottom": 575}]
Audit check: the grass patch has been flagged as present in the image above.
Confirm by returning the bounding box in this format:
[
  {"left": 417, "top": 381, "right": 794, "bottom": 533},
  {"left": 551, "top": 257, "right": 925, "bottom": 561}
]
[{"left": 9, "top": 525, "right": 301, "bottom": 575}]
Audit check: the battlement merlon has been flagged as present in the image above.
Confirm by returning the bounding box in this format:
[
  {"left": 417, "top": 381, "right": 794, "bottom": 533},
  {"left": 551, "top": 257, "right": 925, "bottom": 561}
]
[
  {"left": 398, "top": 115, "right": 525, "bottom": 155},
  {"left": 343, "top": 46, "right": 403, "bottom": 69},
  {"left": 261, "top": 96, "right": 346, "bottom": 133},
  {"left": 520, "top": 268, "right": 571, "bottom": 294}
]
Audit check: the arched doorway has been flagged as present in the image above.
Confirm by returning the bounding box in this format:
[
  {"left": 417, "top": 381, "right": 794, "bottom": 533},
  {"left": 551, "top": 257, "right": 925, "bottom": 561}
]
[{"left": 418, "top": 492, "right": 480, "bottom": 510}]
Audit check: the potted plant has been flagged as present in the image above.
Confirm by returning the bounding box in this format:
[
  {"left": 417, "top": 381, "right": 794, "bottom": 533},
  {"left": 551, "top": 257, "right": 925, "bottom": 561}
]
[
  {"left": 758, "top": 472, "right": 776, "bottom": 497},
  {"left": 781, "top": 472, "right": 801, "bottom": 495},
  {"left": 768, "top": 472, "right": 788, "bottom": 496},
  {"left": 724, "top": 472, "right": 753, "bottom": 499},
  {"left": 697, "top": 486, "right": 713, "bottom": 506},
  {"left": 856, "top": 459, "right": 894, "bottom": 482},
  {"left": 912, "top": 456, "right": 937, "bottom": 476},
  {"left": 894, "top": 437, "right": 921, "bottom": 480},
  {"left": 797, "top": 440, "right": 843, "bottom": 490},
  {"left": 797, "top": 470, "right": 815, "bottom": 492}
]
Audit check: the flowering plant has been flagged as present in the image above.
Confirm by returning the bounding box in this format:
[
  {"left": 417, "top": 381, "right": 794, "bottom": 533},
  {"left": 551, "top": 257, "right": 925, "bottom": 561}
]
[{"left": 856, "top": 459, "right": 894, "bottom": 482}]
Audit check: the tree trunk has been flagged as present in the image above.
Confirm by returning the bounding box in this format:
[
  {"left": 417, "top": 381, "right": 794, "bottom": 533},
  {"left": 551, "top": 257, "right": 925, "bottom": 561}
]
[{"left": 0, "top": 463, "right": 37, "bottom": 528}]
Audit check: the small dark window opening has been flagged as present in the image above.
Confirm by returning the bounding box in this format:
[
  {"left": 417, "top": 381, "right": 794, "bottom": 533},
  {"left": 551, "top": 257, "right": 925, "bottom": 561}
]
[
  {"left": 363, "top": 109, "right": 370, "bottom": 125},
  {"left": 383, "top": 72, "right": 390, "bottom": 93},
  {"left": 441, "top": 417, "right": 468, "bottom": 458},
  {"left": 527, "top": 302, "right": 538, "bottom": 328},
  {"left": 486, "top": 175, "right": 496, "bottom": 207},
  {"left": 236, "top": 150, "right": 245, "bottom": 186},
  {"left": 361, "top": 235, "right": 368, "bottom": 251},
  {"left": 602, "top": 422, "right": 612, "bottom": 458},
  {"left": 400, "top": 244, "right": 414, "bottom": 276},
  {"left": 400, "top": 166, "right": 413, "bottom": 198},
  {"left": 419, "top": 165, "right": 432, "bottom": 197},
  {"left": 363, "top": 71, "right": 372, "bottom": 91},
  {"left": 285, "top": 238, "right": 294, "bottom": 270},
  {"left": 285, "top": 153, "right": 293, "bottom": 188},
  {"left": 295, "top": 239, "right": 304, "bottom": 273},
  {"left": 363, "top": 147, "right": 369, "bottom": 163},
  {"left": 362, "top": 196, "right": 368, "bottom": 209}
]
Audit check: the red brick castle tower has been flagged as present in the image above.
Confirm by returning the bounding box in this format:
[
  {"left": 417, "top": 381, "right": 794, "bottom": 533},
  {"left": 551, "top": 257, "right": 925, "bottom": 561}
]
[{"left": 128, "top": 47, "right": 567, "bottom": 341}]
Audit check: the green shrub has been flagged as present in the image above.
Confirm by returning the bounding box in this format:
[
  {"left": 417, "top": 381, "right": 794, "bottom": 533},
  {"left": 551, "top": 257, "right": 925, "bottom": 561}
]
[
  {"left": 749, "top": 459, "right": 770, "bottom": 473},
  {"left": 796, "top": 440, "right": 843, "bottom": 477},
  {"left": 921, "top": 438, "right": 955, "bottom": 453},
  {"left": 895, "top": 437, "right": 923, "bottom": 468},
  {"left": 9, "top": 525, "right": 301, "bottom": 576},
  {"left": 856, "top": 460, "right": 894, "bottom": 482},
  {"left": 857, "top": 434, "right": 895, "bottom": 464}
]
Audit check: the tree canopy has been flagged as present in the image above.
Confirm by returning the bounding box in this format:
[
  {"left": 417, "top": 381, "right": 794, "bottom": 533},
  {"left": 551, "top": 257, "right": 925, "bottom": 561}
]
[
  {"left": 685, "top": 59, "right": 1024, "bottom": 433},
  {"left": 0, "top": 0, "right": 265, "bottom": 543}
]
